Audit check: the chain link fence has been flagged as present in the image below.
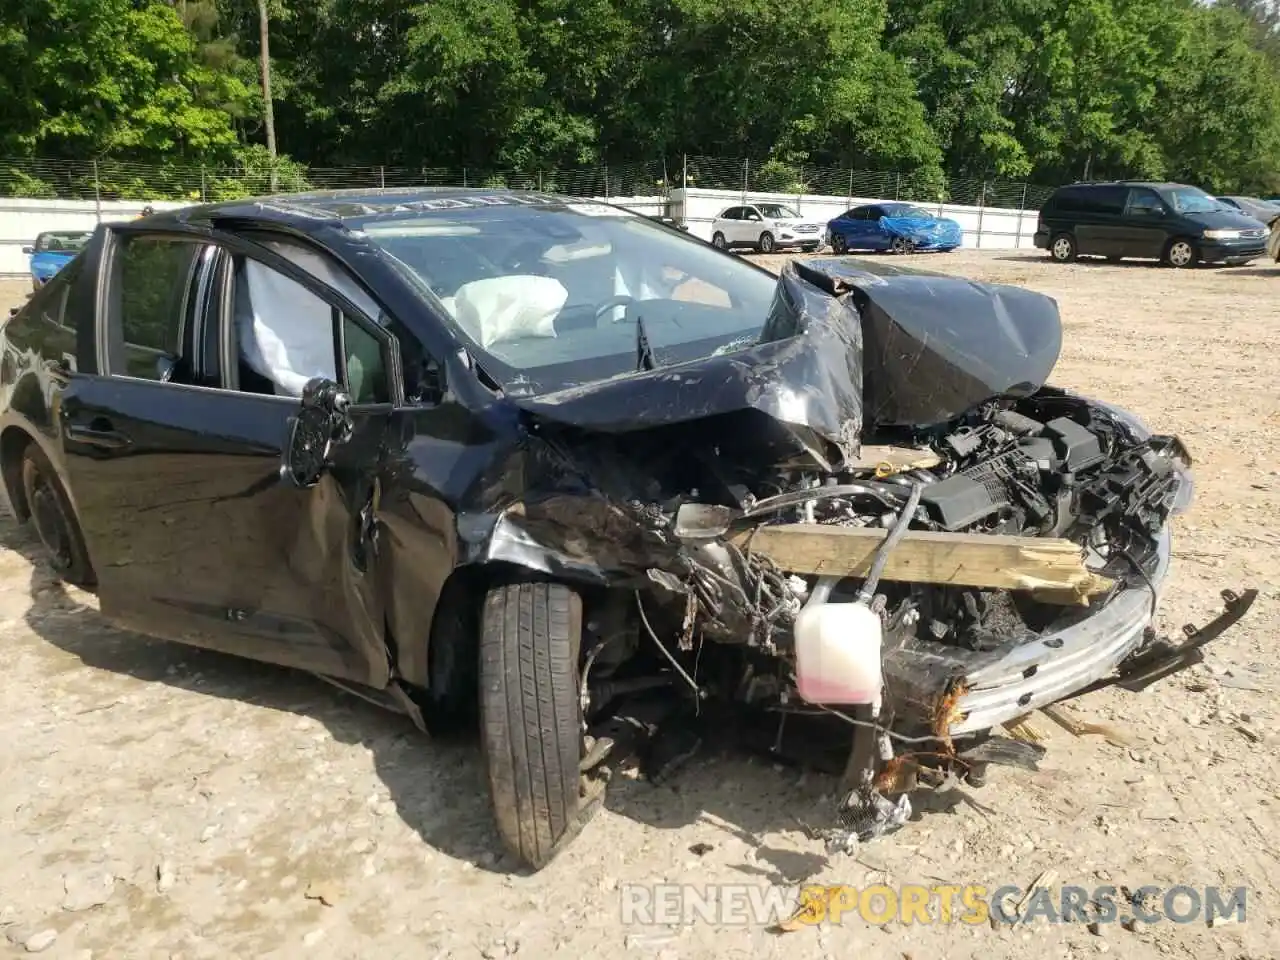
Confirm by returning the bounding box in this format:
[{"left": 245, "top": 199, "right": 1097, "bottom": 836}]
[{"left": 0, "top": 155, "right": 1053, "bottom": 210}]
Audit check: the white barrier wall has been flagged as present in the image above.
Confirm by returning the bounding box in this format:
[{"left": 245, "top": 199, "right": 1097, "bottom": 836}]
[
  {"left": 668, "top": 187, "right": 1038, "bottom": 249},
  {"left": 0, "top": 194, "right": 669, "bottom": 278},
  {"left": 0, "top": 188, "right": 1038, "bottom": 276},
  {"left": 0, "top": 198, "right": 193, "bottom": 277}
]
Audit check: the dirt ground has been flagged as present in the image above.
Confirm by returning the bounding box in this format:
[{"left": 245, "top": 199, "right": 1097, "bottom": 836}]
[{"left": 1, "top": 249, "right": 1278, "bottom": 960}]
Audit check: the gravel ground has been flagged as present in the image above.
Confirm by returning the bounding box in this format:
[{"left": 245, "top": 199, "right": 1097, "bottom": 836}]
[{"left": 1, "top": 249, "right": 1278, "bottom": 959}]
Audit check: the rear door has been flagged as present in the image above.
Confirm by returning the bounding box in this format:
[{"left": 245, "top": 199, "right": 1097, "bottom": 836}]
[
  {"left": 58, "top": 224, "right": 401, "bottom": 686},
  {"left": 719, "top": 206, "right": 744, "bottom": 245},
  {"left": 1074, "top": 186, "right": 1128, "bottom": 256}
]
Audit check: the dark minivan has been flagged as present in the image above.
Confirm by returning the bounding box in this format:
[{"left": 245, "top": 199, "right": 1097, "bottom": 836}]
[{"left": 1034, "top": 181, "right": 1268, "bottom": 267}]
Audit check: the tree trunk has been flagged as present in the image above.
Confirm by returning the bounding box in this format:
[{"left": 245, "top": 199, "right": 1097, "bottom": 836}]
[{"left": 258, "top": 0, "right": 278, "bottom": 192}]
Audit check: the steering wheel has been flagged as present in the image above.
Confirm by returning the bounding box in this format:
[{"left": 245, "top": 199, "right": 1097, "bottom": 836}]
[{"left": 593, "top": 294, "right": 636, "bottom": 324}]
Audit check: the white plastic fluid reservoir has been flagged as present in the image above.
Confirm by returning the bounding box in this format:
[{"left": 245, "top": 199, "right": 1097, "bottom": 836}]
[{"left": 793, "top": 602, "right": 884, "bottom": 707}]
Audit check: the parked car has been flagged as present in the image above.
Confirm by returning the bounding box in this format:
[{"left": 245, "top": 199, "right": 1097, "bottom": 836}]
[
  {"left": 826, "top": 202, "right": 963, "bottom": 255},
  {"left": 709, "top": 202, "right": 824, "bottom": 253},
  {"left": 1217, "top": 195, "right": 1280, "bottom": 225},
  {"left": 1034, "top": 182, "right": 1268, "bottom": 267},
  {"left": 22, "top": 230, "right": 92, "bottom": 292},
  {"left": 1, "top": 188, "right": 1243, "bottom": 873}
]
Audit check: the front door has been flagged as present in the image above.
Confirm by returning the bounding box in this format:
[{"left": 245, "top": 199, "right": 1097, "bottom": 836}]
[
  {"left": 1119, "top": 187, "right": 1171, "bottom": 259},
  {"left": 58, "top": 225, "right": 400, "bottom": 687}
]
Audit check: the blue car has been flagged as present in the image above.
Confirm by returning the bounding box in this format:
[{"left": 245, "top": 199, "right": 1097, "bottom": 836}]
[
  {"left": 23, "top": 230, "right": 92, "bottom": 292},
  {"left": 827, "top": 202, "right": 963, "bottom": 255}
]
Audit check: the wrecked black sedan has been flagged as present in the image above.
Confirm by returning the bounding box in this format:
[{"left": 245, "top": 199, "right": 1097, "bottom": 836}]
[{"left": 0, "top": 189, "right": 1249, "bottom": 871}]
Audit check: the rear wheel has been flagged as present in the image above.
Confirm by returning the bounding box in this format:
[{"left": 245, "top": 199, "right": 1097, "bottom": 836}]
[
  {"left": 757, "top": 232, "right": 776, "bottom": 254},
  {"left": 711, "top": 232, "right": 727, "bottom": 250},
  {"left": 1050, "top": 232, "right": 1077, "bottom": 263},
  {"left": 480, "top": 580, "right": 598, "bottom": 870},
  {"left": 20, "top": 444, "right": 94, "bottom": 587},
  {"left": 1163, "top": 238, "right": 1198, "bottom": 268}
]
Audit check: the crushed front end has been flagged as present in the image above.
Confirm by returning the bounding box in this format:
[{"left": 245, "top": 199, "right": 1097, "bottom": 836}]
[{"left": 490, "top": 257, "right": 1249, "bottom": 848}]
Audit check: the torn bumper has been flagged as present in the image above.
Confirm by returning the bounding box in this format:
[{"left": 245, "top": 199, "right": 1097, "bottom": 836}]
[{"left": 950, "top": 525, "right": 1170, "bottom": 734}]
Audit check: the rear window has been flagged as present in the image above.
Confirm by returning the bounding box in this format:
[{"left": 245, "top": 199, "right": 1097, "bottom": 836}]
[
  {"left": 35, "top": 231, "right": 91, "bottom": 254},
  {"left": 1046, "top": 185, "right": 1126, "bottom": 215}
]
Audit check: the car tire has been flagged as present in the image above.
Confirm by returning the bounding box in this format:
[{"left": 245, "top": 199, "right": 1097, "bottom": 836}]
[
  {"left": 20, "top": 443, "right": 95, "bottom": 587},
  {"left": 1163, "top": 238, "right": 1199, "bottom": 268},
  {"left": 889, "top": 236, "right": 914, "bottom": 255},
  {"left": 757, "top": 232, "right": 776, "bottom": 254},
  {"left": 480, "top": 580, "right": 596, "bottom": 870},
  {"left": 711, "top": 232, "right": 727, "bottom": 250},
  {"left": 832, "top": 234, "right": 848, "bottom": 255},
  {"left": 1050, "top": 232, "right": 1077, "bottom": 263}
]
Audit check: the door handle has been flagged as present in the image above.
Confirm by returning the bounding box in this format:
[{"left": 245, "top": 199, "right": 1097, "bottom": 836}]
[{"left": 66, "top": 422, "right": 131, "bottom": 449}]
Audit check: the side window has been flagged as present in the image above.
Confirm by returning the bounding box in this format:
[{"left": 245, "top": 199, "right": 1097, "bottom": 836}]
[
  {"left": 1051, "top": 187, "right": 1085, "bottom": 214},
  {"left": 1085, "top": 187, "right": 1127, "bottom": 215},
  {"left": 113, "top": 236, "right": 202, "bottom": 381},
  {"left": 229, "top": 245, "right": 389, "bottom": 404},
  {"left": 39, "top": 259, "right": 79, "bottom": 331},
  {"left": 1126, "top": 188, "right": 1165, "bottom": 217},
  {"left": 720, "top": 207, "right": 740, "bottom": 221}
]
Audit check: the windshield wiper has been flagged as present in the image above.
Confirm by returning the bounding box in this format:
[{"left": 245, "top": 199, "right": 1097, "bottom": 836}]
[{"left": 634, "top": 311, "right": 656, "bottom": 372}]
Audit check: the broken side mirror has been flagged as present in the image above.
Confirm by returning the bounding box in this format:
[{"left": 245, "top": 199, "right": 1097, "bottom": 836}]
[{"left": 281, "top": 377, "right": 354, "bottom": 488}]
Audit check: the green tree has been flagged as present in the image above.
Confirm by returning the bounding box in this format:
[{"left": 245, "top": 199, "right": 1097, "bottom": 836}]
[{"left": 0, "top": 0, "right": 254, "bottom": 162}]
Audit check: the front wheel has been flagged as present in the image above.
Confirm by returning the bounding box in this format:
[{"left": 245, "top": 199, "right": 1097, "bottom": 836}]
[
  {"left": 889, "top": 236, "right": 914, "bottom": 255},
  {"left": 480, "top": 580, "right": 598, "bottom": 870},
  {"left": 757, "top": 232, "right": 776, "bottom": 254},
  {"left": 832, "top": 234, "right": 848, "bottom": 255},
  {"left": 1163, "top": 238, "right": 1198, "bottom": 268},
  {"left": 711, "top": 232, "right": 727, "bottom": 250}
]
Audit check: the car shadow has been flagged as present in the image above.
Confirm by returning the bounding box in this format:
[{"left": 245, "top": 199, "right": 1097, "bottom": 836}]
[
  {"left": 1216, "top": 266, "right": 1280, "bottom": 277},
  {"left": 9, "top": 520, "right": 508, "bottom": 873},
  {"left": 994, "top": 254, "right": 1163, "bottom": 268},
  {"left": 9, "top": 519, "right": 968, "bottom": 882}
]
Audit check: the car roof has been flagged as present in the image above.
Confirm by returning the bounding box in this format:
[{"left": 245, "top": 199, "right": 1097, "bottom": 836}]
[
  {"left": 1056, "top": 181, "right": 1191, "bottom": 192},
  {"left": 149, "top": 187, "right": 620, "bottom": 229}
]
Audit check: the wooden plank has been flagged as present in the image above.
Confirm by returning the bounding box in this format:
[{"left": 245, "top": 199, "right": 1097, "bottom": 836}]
[{"left": 727, "top": 523, "right": 1113, "bottom": 604}]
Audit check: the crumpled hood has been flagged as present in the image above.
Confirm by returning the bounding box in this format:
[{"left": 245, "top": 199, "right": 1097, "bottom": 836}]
[{"left": 511, "top": 257, "right": 1062, "bottom": 466}]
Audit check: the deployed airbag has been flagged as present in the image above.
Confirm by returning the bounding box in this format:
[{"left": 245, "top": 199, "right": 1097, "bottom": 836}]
[{"left": 453, "top": 275, "right": 567, "bottom": 349}]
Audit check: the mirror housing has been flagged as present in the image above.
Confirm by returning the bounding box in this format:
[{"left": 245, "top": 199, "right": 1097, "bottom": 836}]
[
  {"left": 21, "top": 246, "right": 33, "bottom": 255},
  {"left": 280, "top": 377, "right": 354, "bottom": 488}
]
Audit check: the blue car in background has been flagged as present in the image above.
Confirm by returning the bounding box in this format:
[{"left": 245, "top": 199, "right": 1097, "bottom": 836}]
[
  {"left": 827, "top": 202, "right": 963, "bottom": 255},
  {"left": 23, "top": 230, "right": 92, "bottom": 292}
]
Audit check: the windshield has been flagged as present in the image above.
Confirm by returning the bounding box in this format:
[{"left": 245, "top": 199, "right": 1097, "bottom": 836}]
[
  {"left": 756, "top": 204, "right": 800, "bottom": 220},
  {"left": 1162, "top": 187, "right": 1227, "bottom": 214},
  {"left": 882, "top": 204, "right": 933, "bottom": 219},
  {"left": 356, "top": 202, "right": 779, "bottom": 395},
  {"left": 35, "top": 231, "right": 91, "bottom": 253}
]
